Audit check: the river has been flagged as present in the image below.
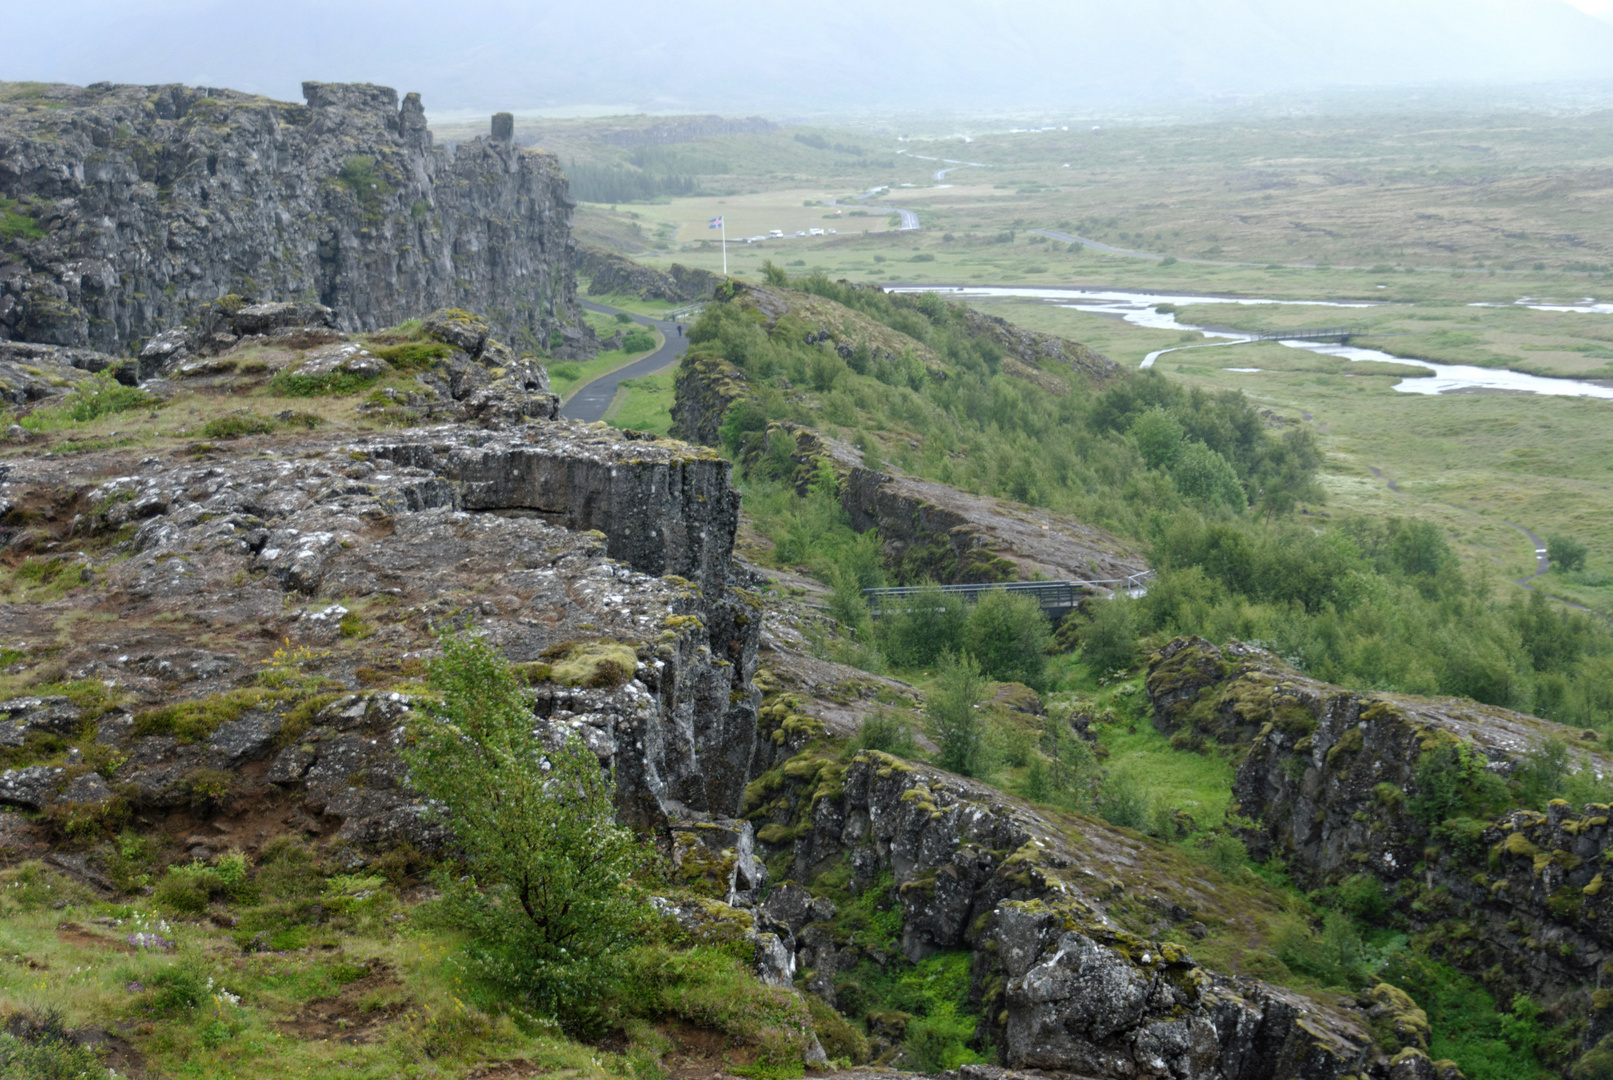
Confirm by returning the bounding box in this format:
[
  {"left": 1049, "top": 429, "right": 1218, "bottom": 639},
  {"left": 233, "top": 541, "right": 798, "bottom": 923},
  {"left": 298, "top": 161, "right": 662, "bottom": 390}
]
[{"left": 898, "top": 285, "right": 1613, "bottom": 399}]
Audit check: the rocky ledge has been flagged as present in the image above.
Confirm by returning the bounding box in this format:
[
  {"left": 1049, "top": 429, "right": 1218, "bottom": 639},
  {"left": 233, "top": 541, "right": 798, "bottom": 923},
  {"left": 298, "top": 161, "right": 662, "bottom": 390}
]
[{"left": 0, "top": 405, "right": 765, "bottom": 845}]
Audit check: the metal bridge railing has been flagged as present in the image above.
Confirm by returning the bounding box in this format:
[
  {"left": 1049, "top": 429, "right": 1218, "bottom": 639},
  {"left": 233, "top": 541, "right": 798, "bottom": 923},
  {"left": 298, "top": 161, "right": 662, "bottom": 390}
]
[
  {"left": 862, "top": 572, "right": 1153, "bottom": 617},
  {"left": 1245, "top": 327, "right": 1355, "bottom": 342}
]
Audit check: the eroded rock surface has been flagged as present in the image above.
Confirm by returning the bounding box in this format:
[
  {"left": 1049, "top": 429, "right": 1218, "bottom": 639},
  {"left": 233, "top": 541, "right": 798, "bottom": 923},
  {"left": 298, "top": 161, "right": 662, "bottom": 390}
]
[{"left": 740, "top": 737, "right": 1402, "bottom": 1078}]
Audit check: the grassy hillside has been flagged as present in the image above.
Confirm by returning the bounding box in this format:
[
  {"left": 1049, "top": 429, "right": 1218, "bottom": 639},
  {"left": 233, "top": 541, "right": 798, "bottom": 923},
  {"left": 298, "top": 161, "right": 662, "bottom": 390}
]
[{"left": 676, "top": 269, "right": 1613, "bottom": 729}]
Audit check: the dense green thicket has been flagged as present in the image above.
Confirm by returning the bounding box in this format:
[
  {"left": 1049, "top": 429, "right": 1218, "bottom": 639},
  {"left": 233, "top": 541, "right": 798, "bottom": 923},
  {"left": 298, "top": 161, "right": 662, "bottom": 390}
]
[
  {"left": 694, "top": 275, "right": 1319, "bottom": 537},
  {"left": 1134, "top": 512, "right": 1613, "bottom": 725}
]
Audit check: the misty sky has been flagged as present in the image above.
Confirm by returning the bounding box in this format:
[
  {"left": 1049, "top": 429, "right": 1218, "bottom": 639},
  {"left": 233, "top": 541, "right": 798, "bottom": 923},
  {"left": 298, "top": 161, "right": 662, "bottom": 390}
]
[{"left": 8, "top": 0, "right": 1613, "bottom": 117}]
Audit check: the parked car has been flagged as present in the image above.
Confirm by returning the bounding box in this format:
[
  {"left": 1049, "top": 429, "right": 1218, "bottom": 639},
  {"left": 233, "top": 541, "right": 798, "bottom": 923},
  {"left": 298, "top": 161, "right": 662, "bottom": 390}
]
[
  {"left": 768, "top": 229, "right": 784, "bottom": 238},
  {"left": 808, "top": 228, "right": 824, "bottom": 236},
  {"left": 796, "top": 230, "right": 806, "bottom": 236}
]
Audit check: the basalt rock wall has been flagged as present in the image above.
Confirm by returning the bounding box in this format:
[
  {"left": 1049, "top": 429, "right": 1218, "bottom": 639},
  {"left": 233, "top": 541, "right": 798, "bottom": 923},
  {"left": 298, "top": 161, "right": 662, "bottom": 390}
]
[
  {"left": 0, "top": 80, "right": 590, "bottom": 356},
  {"left": 742, "top": 744, "right": 1435, "bottom": 1079},
  {"left": 1148, "top": 636, "right": 1613, "bottom": 1028}
]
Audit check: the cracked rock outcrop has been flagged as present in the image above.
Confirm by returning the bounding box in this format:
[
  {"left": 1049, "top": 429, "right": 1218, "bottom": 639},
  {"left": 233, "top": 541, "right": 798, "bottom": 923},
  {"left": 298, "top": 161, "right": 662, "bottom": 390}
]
[
  {"left": 740, "top": 740, "right": 1416, "bottom": 1078},
  {"left": 0, "top": 419, "right": 762, "bottom": 838}
]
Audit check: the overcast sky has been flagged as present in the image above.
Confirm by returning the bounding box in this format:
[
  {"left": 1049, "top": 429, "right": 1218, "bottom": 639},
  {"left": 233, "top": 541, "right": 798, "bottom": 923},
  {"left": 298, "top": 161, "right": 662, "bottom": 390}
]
[{"left": 8, "top": 0, "right": 1613, "bottom": 117}]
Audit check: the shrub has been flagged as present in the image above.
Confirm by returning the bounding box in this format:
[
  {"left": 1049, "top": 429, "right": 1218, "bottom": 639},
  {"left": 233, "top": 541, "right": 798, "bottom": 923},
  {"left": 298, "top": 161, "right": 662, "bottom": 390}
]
[
  {"left": 1081, "top": 596, "right": 1139, "bottom": 674},
  {"left": 201, "top": 413, "right": 276, "bottom": 439},
  {"left": 269, "top": 369, "right": 378, "bottom": 396},
  {"left": 1549, "top": 535, "right": 1589, "bottom": 573},
  {"left": 925, "top": 652, "right": 987, "bottom": 777},
  {"left": 1205, "top": 833, "right": 1247, "bottom": 874},
  {"left": 370, "top": 340, "right": 452, "bottom": 371},
  {"left": 622, "top": 329, "right": 657, "bottom": 353},
  {"left": 1408, "top": 741, "right": 1509, "bottom": 827},
  {"left": 148, "top": 964, "right": 210, "bottom": 1013},
  {"left": 0, "top": 1008, "right": 105, "bottom": 1078},
  {"left": 1334, "top": 873, "right": 1390, "bottom": 920},
  {"left": 154, "top": 853, "right": 253, "bottom": 912},
  {"left": 878, "top": 583, "right": 967, "bottom": 669},
  {"left": 405, "top": 629, "right": 649, "bottom": 1029},
  {"left": 964, "top": 589, "right": 1051, "bottom": 687},
  {"left": 1098, "top": 771, "right": 1149, "bottom": 829},
  {"left": 855, "top": 709, "right": 917, "bottom": 757},
  {"left": 804, "top": 995, "right": 869, "bottom": 1064},
  {"left": 32, "top": 371, "right": 159, "bottom": 428}
]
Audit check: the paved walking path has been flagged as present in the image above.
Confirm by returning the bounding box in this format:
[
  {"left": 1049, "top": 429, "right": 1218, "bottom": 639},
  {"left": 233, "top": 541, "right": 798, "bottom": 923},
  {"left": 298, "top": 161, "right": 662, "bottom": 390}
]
[{"left": 563, "top": 300, "right": 685, "bottom": 423}]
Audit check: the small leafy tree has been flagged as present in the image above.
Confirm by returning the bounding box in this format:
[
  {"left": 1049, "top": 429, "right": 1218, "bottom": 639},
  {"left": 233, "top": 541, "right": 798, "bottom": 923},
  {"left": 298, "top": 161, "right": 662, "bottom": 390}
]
[
  {"left": 1081, "top": 595, "right": 1139, "bottom": 674},
  {"left": 1128, "top": 406, "right": 1185, "bottom": 470},
  {"left": 405, "top": 629, "right": 647, "bottom": 1027},
  {"left": 879, "top": 583, "right": 968, "bottom": 669},
  {"left": 1548, "top": 534, "right": 1588, "bottom": 573},
  {"left": 926, "top": 651, "right": 987, "bottom": 777},
  {"left": 964, "top": 589, "right": 1051, "bottom": 687},
  {"left": 761, "top": 259, "right": 789, "bottom": 287}
]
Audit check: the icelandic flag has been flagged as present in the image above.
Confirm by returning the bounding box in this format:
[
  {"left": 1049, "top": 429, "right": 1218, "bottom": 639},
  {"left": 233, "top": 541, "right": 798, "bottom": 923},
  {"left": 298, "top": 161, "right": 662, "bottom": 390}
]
[{"left": 708, "top": 216, "right": 723, "bottom": 228}]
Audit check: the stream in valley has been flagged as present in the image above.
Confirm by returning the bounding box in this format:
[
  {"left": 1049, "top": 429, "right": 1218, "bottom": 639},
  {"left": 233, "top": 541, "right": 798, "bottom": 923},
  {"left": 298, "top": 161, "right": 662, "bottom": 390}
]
[{"left": 899, "top": 285, "right": 1613, "bottom": 399}]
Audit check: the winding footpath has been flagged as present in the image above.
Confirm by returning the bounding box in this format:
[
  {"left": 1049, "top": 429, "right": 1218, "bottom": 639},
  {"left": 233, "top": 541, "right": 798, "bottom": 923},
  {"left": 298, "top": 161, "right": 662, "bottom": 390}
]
[
  {"left": 1501, "top": 518, "right": 1553, "bottom": 588},
  {"left": 562, "top": 300, "right": 685, "bottom": 423}
]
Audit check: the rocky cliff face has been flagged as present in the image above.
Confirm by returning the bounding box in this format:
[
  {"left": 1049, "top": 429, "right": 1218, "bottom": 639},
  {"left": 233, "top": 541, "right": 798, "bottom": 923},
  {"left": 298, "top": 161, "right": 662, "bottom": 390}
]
[
  {"left": 0, "top": 80, "right": 593, "bottom": 357},
  {"left": 1148, "top": 636, "right": 1613, "bottom": 1040},
  {"left": 731, "top": 730, "right": 1441, "bottom": 1079},
  {"left": 578, "top": 245, "right": 722, "bottom": 304}
]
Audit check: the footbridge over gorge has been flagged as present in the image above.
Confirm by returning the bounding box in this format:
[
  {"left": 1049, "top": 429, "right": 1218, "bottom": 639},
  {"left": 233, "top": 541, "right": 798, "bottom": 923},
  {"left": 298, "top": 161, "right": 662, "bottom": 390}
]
[{"left": 864, "top": 573, "right": 1154, "bottom": 621}]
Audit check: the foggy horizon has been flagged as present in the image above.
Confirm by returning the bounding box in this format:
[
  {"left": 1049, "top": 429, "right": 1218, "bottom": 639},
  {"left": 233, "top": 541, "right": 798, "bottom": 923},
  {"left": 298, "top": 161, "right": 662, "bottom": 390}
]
[{"left": 8, "top": 0, "right": 1613, "bottom": 121}]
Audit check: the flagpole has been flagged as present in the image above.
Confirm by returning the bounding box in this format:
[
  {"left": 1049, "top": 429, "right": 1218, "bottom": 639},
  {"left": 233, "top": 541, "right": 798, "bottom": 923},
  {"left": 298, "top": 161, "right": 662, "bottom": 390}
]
[{"left": 721, "top": 217, "right": 728, "bottom": 276}]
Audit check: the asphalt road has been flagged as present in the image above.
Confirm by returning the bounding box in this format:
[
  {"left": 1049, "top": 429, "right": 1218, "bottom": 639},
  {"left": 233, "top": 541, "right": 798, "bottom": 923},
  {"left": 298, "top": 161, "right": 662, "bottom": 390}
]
[
  {"left": 826, "top": 187, "right": 921, "bottom": 230},
  {"left": 1030, "top": 228, "right": 1167, "bottom": 261},
  {"left": 562, "top": 300, "right": 685, "bottom": 424}
]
